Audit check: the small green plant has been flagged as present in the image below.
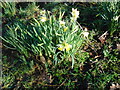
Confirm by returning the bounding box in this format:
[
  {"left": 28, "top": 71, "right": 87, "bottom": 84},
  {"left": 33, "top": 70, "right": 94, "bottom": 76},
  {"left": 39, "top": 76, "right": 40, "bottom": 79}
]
[
  {"left": 97, "top": 2, "right": 119, "bottom": 35},
  {"left": 2, "top": 55, "right": 35, "bottom": 89},
  {"left": 0, "top": 2, "right": 16, "bottom": 18}
]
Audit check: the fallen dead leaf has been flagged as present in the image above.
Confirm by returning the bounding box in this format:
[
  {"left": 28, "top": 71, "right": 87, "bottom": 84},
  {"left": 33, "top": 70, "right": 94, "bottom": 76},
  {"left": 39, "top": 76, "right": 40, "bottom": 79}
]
[
  {"left": 47, "top": 59, "right": 52, "bottom": 65},
  {"left": 117, "top": 44, "right": 120, "bottom": 51},
  {"left": 93, "top": 55, "right": 101, "bottom": 59},
  {"left": 98, "top": 31, "right": 108, "bottom": 44},
  {"left": 110, "top": 83, "right": 120, "bottom": 90}
]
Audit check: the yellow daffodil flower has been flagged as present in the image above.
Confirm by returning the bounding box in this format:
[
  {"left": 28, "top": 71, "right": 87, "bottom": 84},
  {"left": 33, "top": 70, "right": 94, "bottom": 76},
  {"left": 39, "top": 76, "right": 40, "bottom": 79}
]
[
  {"left": 40, "top": 10, "right": 46, "bottom": 15},
  {"left": 40, "top": 17, "right": 47, "bottom": 22},
  {"left": 71, "top": 8, "right": 79, "bottom": 21},
  {"left": 64, "top": 43, "right": 72, "bottom": 51},
  {"left": 58, "top": 42, "right": 72, "bottom": 52},
  {"left": 64, "top": 27, "right": 68, "bottom": 32},
  {"left": 59, "top": 21, "right": 65, "bottom": 26},
  {"left": 58, "top": 45, "right": 64, "bottom": 51}
]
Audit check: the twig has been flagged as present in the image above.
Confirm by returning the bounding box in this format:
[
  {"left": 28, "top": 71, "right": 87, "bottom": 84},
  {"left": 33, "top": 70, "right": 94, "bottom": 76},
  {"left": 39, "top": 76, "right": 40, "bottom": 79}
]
[{"left": 56, "top": 80, "right": 66, "bottom": 90}]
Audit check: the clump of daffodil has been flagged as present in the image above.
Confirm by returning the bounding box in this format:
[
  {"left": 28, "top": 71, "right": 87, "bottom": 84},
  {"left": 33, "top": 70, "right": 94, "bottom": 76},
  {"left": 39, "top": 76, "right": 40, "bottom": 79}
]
[
  {"left": 71, "top": 8, "right": 79, "bottom": 21},
  {"left": 57, "top": 42, "right": 72, "bottom": 52},
  {"left": 59, "top": 21, "right": 65, "bottom": 26},
  {"left": 64, "top": 27, "right": 68, "bottom": 32},
  {"left": 40, "top": 16, "right": 47, "bottom": 22},
  {"left": 81, "top": 27, "right": 89, "bottom": 38}
]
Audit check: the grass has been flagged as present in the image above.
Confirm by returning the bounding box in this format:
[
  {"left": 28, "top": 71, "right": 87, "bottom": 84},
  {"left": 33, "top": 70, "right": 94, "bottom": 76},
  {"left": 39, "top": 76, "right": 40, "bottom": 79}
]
[{"left": 1, "top": 2, "right": 120, "bottom": 89}]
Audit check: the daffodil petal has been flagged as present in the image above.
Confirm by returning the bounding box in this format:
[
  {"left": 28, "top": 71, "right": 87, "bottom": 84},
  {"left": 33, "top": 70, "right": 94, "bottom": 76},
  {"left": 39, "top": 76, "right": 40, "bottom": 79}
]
[
  {"left": 59, "top": 21, "right": 65, "bottom": 26},
  {"left": 58, "top": 42, "right": 72, "bottom": 52},
  {"left": 58, "top": 47, "right": 63, "bottom": 51},
  {"left": 66, "top": 47, "right": 70, "bottom": 51}
]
